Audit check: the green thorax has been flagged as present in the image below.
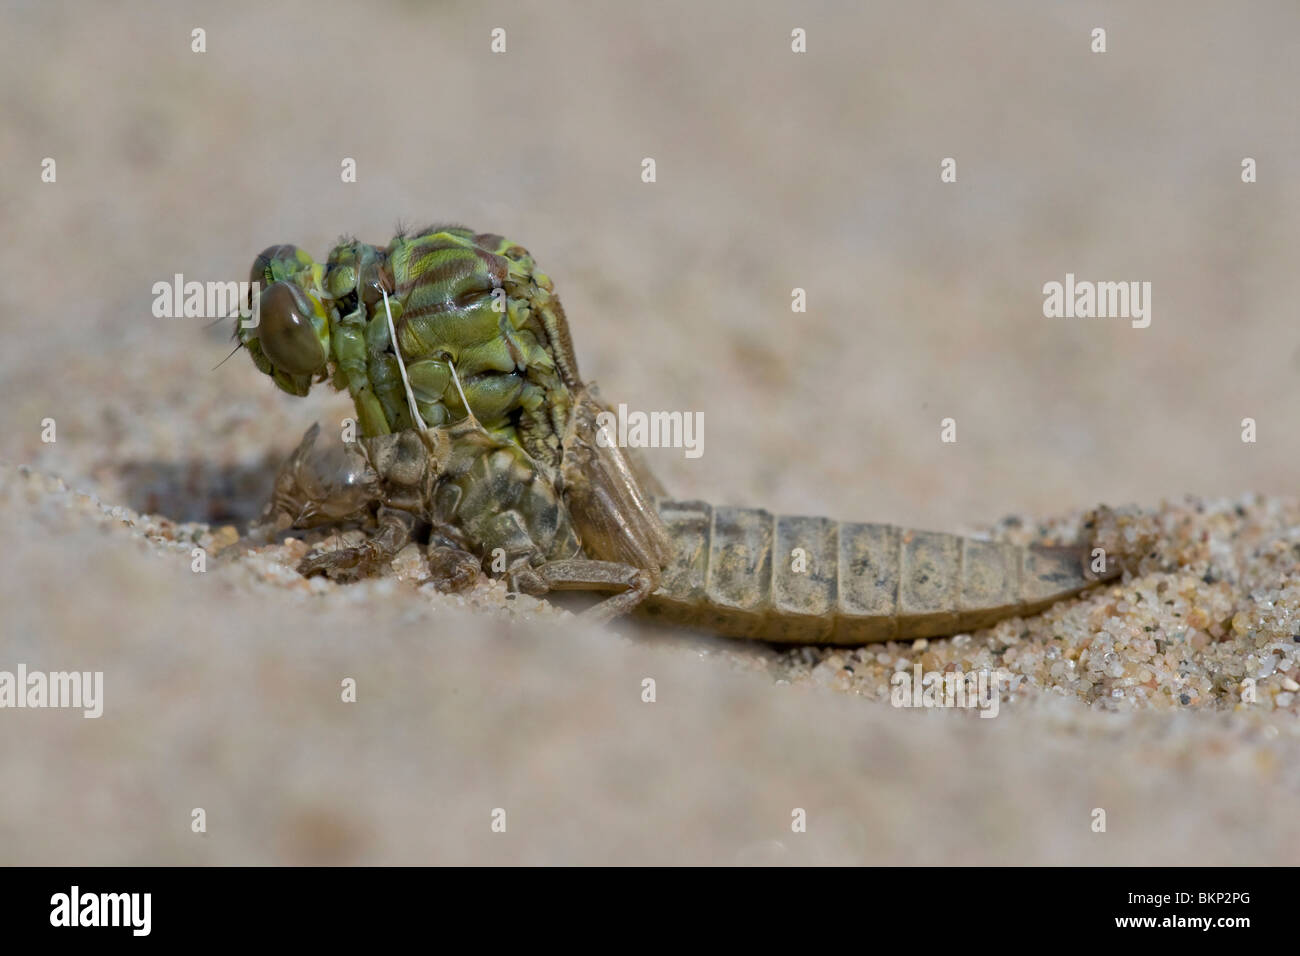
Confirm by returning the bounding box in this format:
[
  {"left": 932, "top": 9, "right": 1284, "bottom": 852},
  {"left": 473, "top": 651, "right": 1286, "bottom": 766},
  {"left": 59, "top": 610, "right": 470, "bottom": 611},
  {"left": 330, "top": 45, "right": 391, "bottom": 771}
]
[
  {"left": 359, "top": 227, "right": 580, "bottom": 467},
  {"left": 245, "top": 227, "right": 583, "bottom": 471}
]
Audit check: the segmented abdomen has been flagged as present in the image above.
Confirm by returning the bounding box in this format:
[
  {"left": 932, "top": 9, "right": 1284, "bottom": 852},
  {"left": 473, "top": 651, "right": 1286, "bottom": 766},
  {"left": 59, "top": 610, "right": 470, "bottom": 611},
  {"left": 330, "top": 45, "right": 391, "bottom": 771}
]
[{"left": 640, "top": 500, "right": 1106, "bottom": 644}]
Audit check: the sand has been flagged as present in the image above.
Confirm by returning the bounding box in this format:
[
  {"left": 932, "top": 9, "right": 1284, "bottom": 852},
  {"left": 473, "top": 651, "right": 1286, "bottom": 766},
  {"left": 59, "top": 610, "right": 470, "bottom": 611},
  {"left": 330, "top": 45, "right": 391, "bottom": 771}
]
[{"left": 6, "top": 464, "right": 1300, "bottom": 864}]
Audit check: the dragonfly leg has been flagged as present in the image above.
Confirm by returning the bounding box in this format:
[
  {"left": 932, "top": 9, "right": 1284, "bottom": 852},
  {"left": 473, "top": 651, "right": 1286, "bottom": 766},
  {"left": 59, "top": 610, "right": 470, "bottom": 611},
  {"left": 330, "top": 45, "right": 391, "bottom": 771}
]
[
  {"left": 512, "top": 559, "right": 659, "bottom": 625},
  {"left": 299, "top": 506, "right": 415, "bottom": 579}
]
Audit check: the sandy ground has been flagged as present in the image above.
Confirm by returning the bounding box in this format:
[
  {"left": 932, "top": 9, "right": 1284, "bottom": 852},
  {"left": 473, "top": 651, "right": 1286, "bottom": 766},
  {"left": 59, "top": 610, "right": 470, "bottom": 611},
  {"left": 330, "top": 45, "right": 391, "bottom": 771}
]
[{"left": 2, "top": 0, "right": 1299, "bottom": 864}]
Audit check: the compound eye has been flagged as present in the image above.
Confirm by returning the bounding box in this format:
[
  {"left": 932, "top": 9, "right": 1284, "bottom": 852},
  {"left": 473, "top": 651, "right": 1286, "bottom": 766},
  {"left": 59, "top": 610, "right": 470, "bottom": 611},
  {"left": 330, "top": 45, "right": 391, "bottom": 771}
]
[
  {"left": 249, "top": 244, "right": 303, "bottom": 287},
  {"left": 257, "top": 281, "right": 326, "bottom": 375}
]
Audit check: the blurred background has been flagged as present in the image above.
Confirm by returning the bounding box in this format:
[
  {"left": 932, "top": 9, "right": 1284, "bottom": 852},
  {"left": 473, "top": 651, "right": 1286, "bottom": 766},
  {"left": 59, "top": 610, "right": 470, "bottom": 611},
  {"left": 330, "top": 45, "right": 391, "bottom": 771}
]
[
  {"left": 4, "top": 0, "right": 1297, "bottom": 529},
  {"left": 2, "top": 0, "right": 1298, "bottom": 864}
]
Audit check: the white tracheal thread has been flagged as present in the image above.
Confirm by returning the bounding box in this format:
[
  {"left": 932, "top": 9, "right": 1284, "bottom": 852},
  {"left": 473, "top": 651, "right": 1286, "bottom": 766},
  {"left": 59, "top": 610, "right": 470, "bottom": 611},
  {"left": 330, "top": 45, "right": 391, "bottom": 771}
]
[
  {"left": 379, "top": 285, "right": 428, "bottom": 433},
  {"left": 444, "top": 350, "right": 479, "bottom": 428}
]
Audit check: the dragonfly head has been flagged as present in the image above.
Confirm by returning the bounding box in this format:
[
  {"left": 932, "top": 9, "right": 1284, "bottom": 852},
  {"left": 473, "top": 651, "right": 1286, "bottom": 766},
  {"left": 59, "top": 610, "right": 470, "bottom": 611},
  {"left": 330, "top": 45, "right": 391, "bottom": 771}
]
[{"left": 240, "top": 245, "right": 331, "bottom": 396}]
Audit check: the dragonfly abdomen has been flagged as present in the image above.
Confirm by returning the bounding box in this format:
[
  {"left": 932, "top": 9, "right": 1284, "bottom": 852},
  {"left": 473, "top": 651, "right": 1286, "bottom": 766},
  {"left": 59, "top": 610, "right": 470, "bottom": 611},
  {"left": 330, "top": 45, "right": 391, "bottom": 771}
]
[{"left": 641, "top": 500, "right": 1111, "bottom": 644}]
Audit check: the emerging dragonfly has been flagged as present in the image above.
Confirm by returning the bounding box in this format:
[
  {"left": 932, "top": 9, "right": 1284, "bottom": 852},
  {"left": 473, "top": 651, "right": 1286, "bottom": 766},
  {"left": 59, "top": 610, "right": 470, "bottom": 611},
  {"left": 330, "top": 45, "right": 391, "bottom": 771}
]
[{"left": 241, "top": 226, "right": 1114, "bottom": 643}]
